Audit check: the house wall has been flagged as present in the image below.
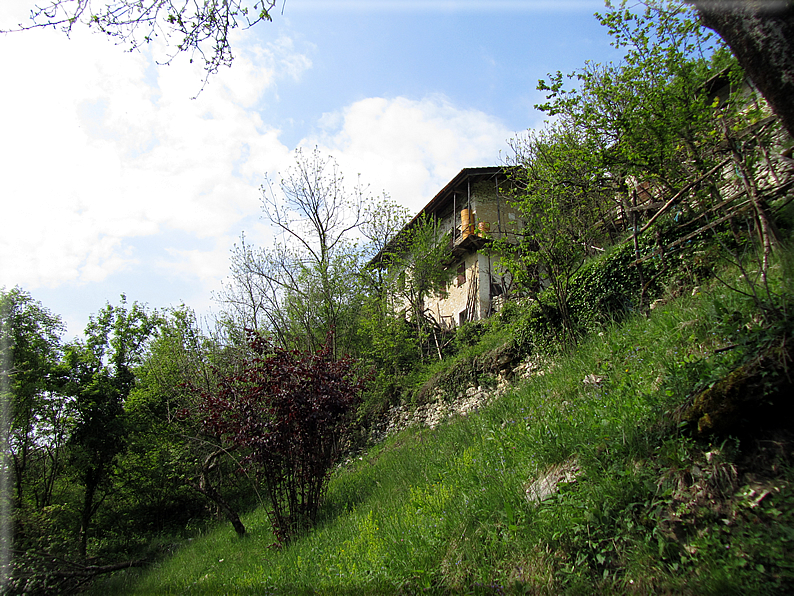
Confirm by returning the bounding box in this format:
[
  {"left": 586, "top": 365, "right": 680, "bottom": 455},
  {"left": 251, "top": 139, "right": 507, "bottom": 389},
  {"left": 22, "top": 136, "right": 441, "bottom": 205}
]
[
  {"left": 477, "top": 252, "right": 493, "bottom": 319},
  {"left": 385, "top": 170, "right": 525, "bottom": 328},
  {"left": 431, "top": 180, "right": 524, "bottom": 244},
  {"left": 422, "top": 246, "right": 518, "bottom": 328},
  {"left": 424, "top": 251, "right": 479, "bottom": 328}
]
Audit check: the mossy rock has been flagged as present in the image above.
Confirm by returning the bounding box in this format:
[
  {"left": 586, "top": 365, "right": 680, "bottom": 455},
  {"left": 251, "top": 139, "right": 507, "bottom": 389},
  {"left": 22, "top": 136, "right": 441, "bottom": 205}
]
[
  {"left": 480, "top": 341, "right": 521, "bottom": 373},
  {"left": 678, "top": 344, "right": 794, "bottom": 437}
]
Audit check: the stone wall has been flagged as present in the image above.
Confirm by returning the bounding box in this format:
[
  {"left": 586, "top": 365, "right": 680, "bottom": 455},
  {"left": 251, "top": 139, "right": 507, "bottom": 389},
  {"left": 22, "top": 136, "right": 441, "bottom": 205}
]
[{"left": 368, "top": 356, "right": 545, "bottom": 443}]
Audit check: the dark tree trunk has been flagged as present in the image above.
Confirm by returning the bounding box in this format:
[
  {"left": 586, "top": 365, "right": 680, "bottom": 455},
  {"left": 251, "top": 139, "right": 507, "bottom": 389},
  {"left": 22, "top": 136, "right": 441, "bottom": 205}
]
[
  {"left": 687, "top": 0, "right": 794, "bottom": 138},
  {"left": 188, "top": 478, "right": 247, "bottom": 537},
  {"left": 188, "top": 449, "right": 246, "bottom": 537},
  {"left": 79, "top": 467, "right": 99, "bottom": 558}
]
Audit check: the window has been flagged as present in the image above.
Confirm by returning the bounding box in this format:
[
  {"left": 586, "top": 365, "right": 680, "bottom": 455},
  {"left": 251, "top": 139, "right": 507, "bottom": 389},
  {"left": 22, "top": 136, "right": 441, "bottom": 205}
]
[{"left": 456, "top": 262, "right": 466, "bottom": 287}]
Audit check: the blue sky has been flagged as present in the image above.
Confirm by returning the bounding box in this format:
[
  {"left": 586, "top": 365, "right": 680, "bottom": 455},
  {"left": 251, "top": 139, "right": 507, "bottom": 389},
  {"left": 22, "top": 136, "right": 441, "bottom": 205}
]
[{"left": 0, "top": 0, "right": 624, "bottom": 338}]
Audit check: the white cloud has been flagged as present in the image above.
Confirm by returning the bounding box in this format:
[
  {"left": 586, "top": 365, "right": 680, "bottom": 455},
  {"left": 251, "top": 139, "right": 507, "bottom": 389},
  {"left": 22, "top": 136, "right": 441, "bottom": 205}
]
[
  {"left": 160, "top": 243, "right": 233, "bottom": 284},
  {"left": 0, "top": 24, "right": 309, "bottom": 290},
  {"left": 305, "top": 95, "right": 513, "bottom": 213}
]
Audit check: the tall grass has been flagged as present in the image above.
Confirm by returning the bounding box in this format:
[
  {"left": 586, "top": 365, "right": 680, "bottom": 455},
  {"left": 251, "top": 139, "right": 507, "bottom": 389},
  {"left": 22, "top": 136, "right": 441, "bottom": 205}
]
[{"left": 95, "top": 255, "right": 794, "bottom": 595}]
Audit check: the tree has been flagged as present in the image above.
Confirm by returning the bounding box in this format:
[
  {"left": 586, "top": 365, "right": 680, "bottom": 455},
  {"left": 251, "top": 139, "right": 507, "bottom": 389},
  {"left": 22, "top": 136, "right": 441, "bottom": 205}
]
[
  {"left": 4, "top": 0, "right": 277, "bottom": 80},
  {"left": 0, "top": 288, "right": 64, "bottom": 509},
  {"left": 383, "top": 214, "right": 455, "bottom": 359},
  {"left": 125, "top": 306, "right": 255, "bottom": 538},
  {"left": 357, "top": 199, "right": 418, "bottom": 383},
  {"left": 686, "top": 0, "right": 794, "bottom": 138},
  {"left": 122, "top": 307, "right": 217, "bottom": 534},
  {"left": 221, "top": 148, "right": 370, "bottom": 357},
  {"left": 360, "top": 197, "right": 412, "bottom": 270},
  {"left": 592, "top": 1, "right": 782, "bottom": 276},
  {"left": 499, "top": 124, "right": 614, "bottom": 346},
  {"left": 499, "top": 0, "right": 754, "bottom": 343},
  {"left": 539, "top": 1, "right": 728, "bottom": 192},
  {"left": 60, "top": 296, "right": 158, "bottom": 557},
  {"left": 193, "top": 331, "right": 365, "bottom": 544}
]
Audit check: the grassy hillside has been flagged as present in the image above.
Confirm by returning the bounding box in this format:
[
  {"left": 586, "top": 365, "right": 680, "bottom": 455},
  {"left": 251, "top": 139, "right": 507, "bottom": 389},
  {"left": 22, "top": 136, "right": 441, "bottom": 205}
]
[{"left": 90, "top": 245, "right": 794, "bottom": 595}]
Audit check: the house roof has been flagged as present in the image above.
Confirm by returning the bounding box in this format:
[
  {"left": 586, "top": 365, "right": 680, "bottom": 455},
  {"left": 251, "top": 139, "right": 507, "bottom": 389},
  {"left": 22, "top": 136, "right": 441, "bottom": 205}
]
[{"left": 369, "top": 166, "right": 505, "bottom": 266}]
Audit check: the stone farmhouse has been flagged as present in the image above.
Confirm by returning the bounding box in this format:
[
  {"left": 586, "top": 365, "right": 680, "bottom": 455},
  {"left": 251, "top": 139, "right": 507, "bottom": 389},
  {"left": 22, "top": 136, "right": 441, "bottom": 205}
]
[{"left": 374, "top": 166, "right": 524, "bottom": 328}]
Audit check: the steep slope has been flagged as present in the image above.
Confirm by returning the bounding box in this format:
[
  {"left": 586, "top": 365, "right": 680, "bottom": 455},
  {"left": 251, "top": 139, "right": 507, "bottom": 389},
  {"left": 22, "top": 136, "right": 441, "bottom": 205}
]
[{"left": 92, "top": 250, "right": 794, "bottom": 595}]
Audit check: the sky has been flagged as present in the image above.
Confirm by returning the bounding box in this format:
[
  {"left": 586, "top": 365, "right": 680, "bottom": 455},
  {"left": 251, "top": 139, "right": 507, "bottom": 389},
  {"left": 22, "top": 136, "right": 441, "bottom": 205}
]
[{"left": 0, "top": 0, "right": 625, "bottom": 339}]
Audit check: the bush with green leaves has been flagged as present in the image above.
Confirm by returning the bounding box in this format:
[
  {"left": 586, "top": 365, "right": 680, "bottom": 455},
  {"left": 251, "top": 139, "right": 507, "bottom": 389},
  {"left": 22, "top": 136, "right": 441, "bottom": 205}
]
[
  {"left": 507, "top": 295, "right": 561, "bottom": 357},
  {"left": 454, "top": 320, "right": 488, "bottom": 350}
]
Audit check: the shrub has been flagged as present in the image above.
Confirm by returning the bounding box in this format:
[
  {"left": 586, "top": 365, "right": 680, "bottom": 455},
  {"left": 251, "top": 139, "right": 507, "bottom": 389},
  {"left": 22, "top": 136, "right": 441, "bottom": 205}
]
[
  {"left": 454, "top": 320, "right": 488, "bottom": 349},
  {"left": 197, "top": 331, "right": 366, "bottom": 544},
  {"left": 495, "top": 298, "right": 522, "bottom": 325},
  {"left": 509, "top": 293, "right": 560, "bottom": 357}
]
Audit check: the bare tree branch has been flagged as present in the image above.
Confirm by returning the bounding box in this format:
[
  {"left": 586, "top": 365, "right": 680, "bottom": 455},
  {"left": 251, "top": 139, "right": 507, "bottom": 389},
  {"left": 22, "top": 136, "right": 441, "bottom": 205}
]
[{"left": 3, "top": 0, "right": 278, "bottom": 88}]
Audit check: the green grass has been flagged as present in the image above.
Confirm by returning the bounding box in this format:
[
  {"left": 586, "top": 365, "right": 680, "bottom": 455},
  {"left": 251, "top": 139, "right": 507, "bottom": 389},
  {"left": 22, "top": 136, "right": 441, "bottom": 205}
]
[{"left": 94, "top": 255, "right": 794, "bottom": 595}]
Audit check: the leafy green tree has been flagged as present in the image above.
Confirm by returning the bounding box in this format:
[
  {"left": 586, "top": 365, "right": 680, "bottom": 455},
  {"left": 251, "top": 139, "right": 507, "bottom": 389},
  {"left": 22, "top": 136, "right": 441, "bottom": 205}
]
[
  {"left": 360, "top": 196, "right": 412, "bottom": 285},
  {"left": 537, "top": 0, "right": 728, "bottom": 193},
  {"left": 123, "top": 306, "right": 255, "bottom": 537},
  {"left": 384, "top": 214, "right": 455, "bottom": 359},
  {"left": 60, "top": 296, "right": 158, "bottom": 557},
  {"left": 280, "top": 250, "right": 366, "bottom": 356},
  {"left": 355, "top": 291, "right": 418, "bottom": 409},
  {"left": 587, "top": 2, "right": 781, "bottom": 277},
  {"left": 500, "top": 124, "right": 615, "bottom": 346},
  {"left": 0, "top": 287, "right": 65, "bottom": 509},
  {"left": 499, "top": 0, "right": 749, "bottom": 344},
  {"left": 121, "top": 306, "right": 209, "bottom": 533},
  {"left": 350, "top": 199, "right": 419, "bottom": 410},
  {"left": 686, "top": 0, "right": 794, "bottom": 139}
]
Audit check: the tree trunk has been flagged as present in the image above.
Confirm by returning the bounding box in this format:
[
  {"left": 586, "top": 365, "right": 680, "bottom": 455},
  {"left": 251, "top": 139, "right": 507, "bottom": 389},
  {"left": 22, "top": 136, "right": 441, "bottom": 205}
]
[
  {"left": 79, "top": 467, "right": 99, "bottom": 558},
  {"left": 188, "top": 449, "right": 246, "bottom": 537},
  {"left": 188, "top": 479, "right": 247, "bottom": 537},
  {"left": 687, "top": 0, "right": 794, "bottom": 138}
]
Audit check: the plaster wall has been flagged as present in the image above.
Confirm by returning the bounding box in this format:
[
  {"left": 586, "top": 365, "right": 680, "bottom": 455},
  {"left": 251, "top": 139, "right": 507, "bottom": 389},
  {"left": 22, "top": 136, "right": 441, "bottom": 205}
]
[
  {"left": 386, "top": 170, "right": 525, "bottom": 328},
  {"left": 418, "top": 181, "right": 524, "bottom": 326},
  {"left": 424, "top": 251, "right": 479, "bottom": 328},
  {"left": 431, "top": 180, "right": 523, "bottom": 244}
]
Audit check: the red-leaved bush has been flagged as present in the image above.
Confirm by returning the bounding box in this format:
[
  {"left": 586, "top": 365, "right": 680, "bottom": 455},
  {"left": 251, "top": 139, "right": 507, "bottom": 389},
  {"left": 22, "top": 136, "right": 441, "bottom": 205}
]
[{"left": 198, "top": 331, "right": 365, "bottom": 543}]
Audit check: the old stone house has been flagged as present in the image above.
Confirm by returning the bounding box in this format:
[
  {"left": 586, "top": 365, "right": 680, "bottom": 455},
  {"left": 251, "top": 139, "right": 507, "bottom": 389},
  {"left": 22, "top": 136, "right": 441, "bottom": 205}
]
[{"left": 374, "top": 167, "right": 524, "bottom": 328}]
